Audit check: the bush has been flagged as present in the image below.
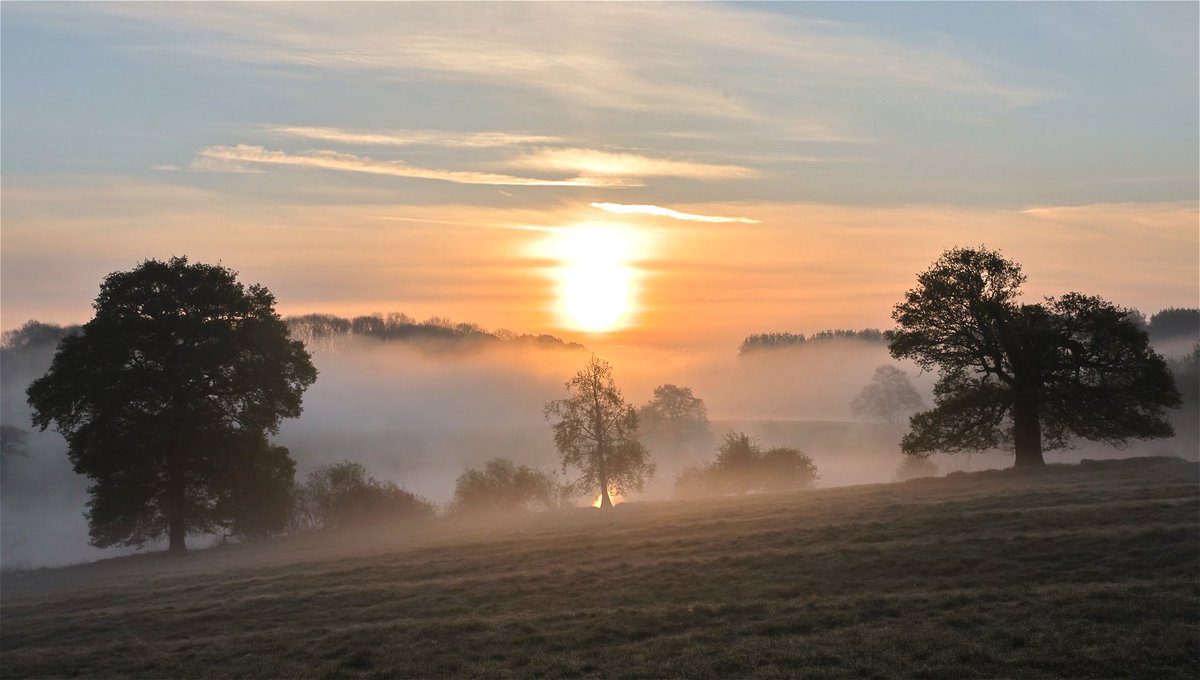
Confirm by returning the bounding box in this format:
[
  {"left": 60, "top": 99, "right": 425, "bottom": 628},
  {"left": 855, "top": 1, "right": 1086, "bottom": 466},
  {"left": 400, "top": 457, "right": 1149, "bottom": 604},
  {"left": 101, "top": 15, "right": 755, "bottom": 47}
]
[
  {"left": 675, "top": 431, "right": 818, "bottom": 498},
  {"left": 293, "top": 461, "right": 435, "bottom": 530},
  {"left": 450, "top": 458, "right": 566, "bottom": 515}
]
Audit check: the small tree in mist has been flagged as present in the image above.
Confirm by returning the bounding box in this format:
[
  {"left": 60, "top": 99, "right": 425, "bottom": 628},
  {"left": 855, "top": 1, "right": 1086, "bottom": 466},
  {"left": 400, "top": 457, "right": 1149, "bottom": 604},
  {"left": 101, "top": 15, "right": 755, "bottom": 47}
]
[
  {"left": 449, "top": 458, "right": 565, "bottom": 515},
  {"left": 713, "top": 431, "right": 762, "bottom": 493},
  {"left": 26, "top": 257, "right": 317, "bottom": 552},
  {"left": 889, "top": 246, "right": 1181, "bottom": 468},
  {"left": 675, "top": 431, "right": 817, "bottom": 498},
  {"left": 638, "top": 384, "right": 713, "bottom": 456},
  {"left": 545, "top": 355, "right": 655, "bottom": 509},
  {"left": 850, "top": 365, "right": 925, "bottom": 424},
  {"left": 293, "top": 461, "right": 434, "bottom": 530}
]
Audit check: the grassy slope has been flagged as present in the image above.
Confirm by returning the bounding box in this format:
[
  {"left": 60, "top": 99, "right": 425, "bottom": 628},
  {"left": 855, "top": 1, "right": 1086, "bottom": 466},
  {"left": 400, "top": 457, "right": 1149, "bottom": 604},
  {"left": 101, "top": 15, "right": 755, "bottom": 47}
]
[{"left": 2, "top": 458, "right": 1197, "bottom": 679}]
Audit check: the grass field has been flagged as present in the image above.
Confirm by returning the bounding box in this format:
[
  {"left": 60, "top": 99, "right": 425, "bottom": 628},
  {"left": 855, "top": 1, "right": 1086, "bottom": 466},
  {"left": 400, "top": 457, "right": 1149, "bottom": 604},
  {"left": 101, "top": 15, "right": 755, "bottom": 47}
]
[{"left": 2, "top": 457, "right": 1197, "bottom": 678}]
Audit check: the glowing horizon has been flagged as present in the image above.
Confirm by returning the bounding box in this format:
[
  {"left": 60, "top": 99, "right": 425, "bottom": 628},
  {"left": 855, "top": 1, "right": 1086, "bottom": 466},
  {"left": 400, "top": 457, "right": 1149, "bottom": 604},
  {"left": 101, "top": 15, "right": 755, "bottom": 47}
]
[{"left": 1, "top": 3, "right": 1196, "bottom": 351}]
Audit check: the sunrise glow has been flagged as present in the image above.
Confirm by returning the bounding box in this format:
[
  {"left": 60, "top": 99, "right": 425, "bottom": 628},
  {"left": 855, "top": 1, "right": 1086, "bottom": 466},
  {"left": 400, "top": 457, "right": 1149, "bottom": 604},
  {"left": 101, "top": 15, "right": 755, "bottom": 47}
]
[
  {"left": 591, "top": 489, "right": 624, "bottom": 508},
  {"left": 551, "top": 225, "right": 642, "bottom": 333}
]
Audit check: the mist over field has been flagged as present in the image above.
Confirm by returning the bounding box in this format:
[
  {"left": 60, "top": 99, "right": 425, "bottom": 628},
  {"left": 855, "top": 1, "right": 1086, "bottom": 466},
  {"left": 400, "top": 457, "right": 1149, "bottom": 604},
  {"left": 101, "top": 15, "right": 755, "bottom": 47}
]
[{"left": 3, "top": 319, "right": 1195, "bottom": 570}]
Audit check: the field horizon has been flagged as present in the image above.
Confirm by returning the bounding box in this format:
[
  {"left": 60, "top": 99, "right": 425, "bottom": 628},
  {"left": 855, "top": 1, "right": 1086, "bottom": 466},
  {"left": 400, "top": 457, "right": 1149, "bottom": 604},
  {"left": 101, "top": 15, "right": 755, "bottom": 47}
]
[{"left": 3, "top": 456, "right": 1197, "bottom": 678}]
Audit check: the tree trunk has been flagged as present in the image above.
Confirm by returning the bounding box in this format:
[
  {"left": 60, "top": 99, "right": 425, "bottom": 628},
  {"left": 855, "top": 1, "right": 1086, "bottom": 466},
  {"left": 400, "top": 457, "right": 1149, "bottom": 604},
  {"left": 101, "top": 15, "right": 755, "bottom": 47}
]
[
  {"left": 1012, "top": 394, "right": 1045, "bottom": 468},
  {"left": 598, "top": 458, "right": 612, "bottom": 509}
]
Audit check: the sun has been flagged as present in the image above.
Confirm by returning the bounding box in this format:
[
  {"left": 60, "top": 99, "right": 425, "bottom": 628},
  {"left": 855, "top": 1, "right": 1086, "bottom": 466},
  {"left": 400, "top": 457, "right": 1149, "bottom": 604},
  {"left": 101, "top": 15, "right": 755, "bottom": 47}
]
[{"left": 550, "top": 225, "right": 641, "bottom": 333}]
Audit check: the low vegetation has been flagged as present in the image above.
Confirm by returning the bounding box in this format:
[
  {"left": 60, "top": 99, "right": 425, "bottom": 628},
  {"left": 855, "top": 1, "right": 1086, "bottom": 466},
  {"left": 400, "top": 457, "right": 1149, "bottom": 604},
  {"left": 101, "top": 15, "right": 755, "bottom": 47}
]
[
  {"left": 449, "top": 458, "right": 566, "bottom": 515},
  {"left": 292, "top": 461, "right": 436, "bottom": 531},
  {"left": 675, "top": 431, "right": 818, "bottom": 499},
  {"left": 9, "top": 457, "right": 1192, "bottom": 678}
]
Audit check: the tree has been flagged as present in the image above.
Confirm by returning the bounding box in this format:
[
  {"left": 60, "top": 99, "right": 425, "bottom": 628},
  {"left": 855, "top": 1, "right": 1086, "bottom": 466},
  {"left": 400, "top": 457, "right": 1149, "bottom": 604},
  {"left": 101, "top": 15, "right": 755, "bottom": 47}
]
[
  {"left": 674, "top": 431, "right": 817, "bottom": 498},
  {"left": 26, "top": 257, "right": 318, "bottom": 552},
  {"left": 449, "top": 458, "right": 564, "bottom": 515},
  {"left": 850, "top": 365, "right": 925, "bottom": 424},
  {"left": 888, "top": 247, "right": 1181, "bottom": 468},
  {"left": 759, "top": 446, "right": 819, "bottom": 492},
  {"left": 293, "top": 461, "right": 434, "bottom": 530},
  {"left": 713, "top": 430, "right": 762, "bottom": 493},
  {"left": 638, "top": 384, "right": 712, "bottom": 457},
  {"left": 1148, "top": 308, "right": 1200, "bottom": 340},
  {"left": 213, "top": 433, "right": 297, "bottom": 540},
  {"left": 544, "top": 355, "right": 655, "bottom": 509}
]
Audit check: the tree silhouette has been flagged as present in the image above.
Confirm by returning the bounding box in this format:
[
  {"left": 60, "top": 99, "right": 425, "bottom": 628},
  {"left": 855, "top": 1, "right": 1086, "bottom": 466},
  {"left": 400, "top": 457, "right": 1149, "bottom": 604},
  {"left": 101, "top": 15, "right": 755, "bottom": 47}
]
[
  {"left": 545, "top": 355, "right": 655, "bottom": 509},
  {"left": 675, "top": 431, "right": 817, "bottom": 498},
  {"left": 850, "top": 365, "right": 925, "bottom": 424},
  {"left": 293, "top": 461, "right": 434, "bottom": 530},
  {"left": 450, "top": 458, "right": 564, "bottom": 514},
  {"left": 889, "top": 247, "right": 1181, "bottom": 468},
  {"left": 26, "top": 257, "right": 317, "bottom": 551},
  {"left": 638, "top": 384, "right": 712, "bottom": 456}
]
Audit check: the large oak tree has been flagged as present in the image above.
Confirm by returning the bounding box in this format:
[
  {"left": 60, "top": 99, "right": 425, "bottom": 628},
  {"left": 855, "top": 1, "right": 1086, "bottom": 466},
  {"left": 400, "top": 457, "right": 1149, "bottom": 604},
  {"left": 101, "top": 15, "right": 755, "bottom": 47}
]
[
  {"left": 888, "top": 247, "right": 1180, "bottom": 468},
  {"left": 27, "top": 257, "right": 317, "bottom": 551}
]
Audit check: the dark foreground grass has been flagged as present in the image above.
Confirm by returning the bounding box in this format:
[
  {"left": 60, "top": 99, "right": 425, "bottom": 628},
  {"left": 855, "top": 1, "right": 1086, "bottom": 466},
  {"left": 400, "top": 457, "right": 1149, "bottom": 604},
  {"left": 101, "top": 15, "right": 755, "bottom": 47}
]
[{"left": 2, "top": 457, "right": 1197, "bottom": 678}]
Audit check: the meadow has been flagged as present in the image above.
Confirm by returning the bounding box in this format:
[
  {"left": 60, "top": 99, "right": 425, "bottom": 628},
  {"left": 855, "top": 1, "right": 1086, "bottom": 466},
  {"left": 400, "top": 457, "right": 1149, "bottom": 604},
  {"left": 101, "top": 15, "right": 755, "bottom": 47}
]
[{"left": 2, "top": 457, "right": 1197, "bottom": 679}]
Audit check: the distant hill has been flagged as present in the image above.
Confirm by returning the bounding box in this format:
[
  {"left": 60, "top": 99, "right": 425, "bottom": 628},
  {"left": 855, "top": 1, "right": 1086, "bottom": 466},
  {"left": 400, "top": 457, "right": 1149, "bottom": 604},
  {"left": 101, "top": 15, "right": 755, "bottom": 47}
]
[{"left": 2, "top": 457, "right": 1195, "bottom": 678}]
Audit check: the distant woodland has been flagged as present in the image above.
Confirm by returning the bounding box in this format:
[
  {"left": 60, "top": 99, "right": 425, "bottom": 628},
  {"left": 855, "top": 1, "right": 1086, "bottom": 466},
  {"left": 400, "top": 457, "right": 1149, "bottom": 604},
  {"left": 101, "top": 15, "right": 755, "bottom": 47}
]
[
  {"left": 739, "top": 308, "right": 1200, "bottom": 355},
  {"left": 0, "top": 312, "right": 585, "bottom": 365}
]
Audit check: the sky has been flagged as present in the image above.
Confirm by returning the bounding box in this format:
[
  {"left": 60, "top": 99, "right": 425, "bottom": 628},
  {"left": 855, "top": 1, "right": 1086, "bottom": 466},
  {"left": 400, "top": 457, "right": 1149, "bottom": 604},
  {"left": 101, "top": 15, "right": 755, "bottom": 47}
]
[{"left": 2, "top": 1, "right": 1197, "bottom": 351}]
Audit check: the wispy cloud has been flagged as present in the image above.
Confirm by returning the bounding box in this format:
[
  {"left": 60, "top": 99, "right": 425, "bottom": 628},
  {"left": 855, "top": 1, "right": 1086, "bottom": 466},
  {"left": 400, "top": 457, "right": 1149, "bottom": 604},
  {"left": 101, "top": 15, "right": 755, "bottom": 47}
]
[
  {"left": 511, "top": 148, "right": 758, "bottom": 180},
  {"left": 268, "top": 126, "right": 563, "bottom": 148},
  {"left": 590, "top": 203, "right": 761, "bottom": 224},
  {"left": 41, "top": 3, "right": 1047, "bottom": 124},
  {"left": 193, "top": 145, "right": 636, "bottom": 187}
]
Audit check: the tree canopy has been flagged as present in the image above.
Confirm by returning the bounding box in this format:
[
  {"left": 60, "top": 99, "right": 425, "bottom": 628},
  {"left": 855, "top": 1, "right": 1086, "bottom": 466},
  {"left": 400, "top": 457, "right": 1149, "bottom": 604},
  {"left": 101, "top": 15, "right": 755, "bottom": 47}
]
[
  {"left": 545, "top": 355, "right": 655, "bottom": 508},
  {"left": 888, "top": 247, "right": 1181, "bottom": 467},
  {"left": 26, "top": 257, "right": 318, "bottom": 551},
  {"left": 850, "top": 365, "right": 925, "bottom": 424},
  {"left": 638, "top": 384, "right": 712, "bottom": 455}
]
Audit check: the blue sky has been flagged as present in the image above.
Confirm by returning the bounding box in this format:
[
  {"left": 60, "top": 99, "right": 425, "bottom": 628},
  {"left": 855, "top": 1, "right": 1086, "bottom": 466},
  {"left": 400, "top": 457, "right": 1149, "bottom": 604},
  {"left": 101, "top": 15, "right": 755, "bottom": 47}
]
[{"left": 2, "top": 2, "right": 1196, "bottom": 347}]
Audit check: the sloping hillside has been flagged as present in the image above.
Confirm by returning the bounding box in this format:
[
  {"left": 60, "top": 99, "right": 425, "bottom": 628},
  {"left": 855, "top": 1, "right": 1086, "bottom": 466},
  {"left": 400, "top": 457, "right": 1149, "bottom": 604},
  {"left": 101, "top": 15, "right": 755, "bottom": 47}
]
[{"left": 2, "top": 458, "right": 1197, "bottom": 678}]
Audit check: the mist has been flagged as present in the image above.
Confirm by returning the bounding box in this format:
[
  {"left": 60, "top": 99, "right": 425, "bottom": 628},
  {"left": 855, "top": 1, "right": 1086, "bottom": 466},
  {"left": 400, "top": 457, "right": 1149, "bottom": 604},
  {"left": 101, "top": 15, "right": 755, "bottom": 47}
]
[{"left": 3, "top": 322, "right": 1196, "bottom": 570}]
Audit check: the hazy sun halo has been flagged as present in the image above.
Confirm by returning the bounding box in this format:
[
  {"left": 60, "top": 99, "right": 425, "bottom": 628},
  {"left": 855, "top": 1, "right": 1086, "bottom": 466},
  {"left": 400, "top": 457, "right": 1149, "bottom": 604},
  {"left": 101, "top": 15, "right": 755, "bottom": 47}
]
[{"left": 551, "top": 225, "right": 640, "bottom": 332}]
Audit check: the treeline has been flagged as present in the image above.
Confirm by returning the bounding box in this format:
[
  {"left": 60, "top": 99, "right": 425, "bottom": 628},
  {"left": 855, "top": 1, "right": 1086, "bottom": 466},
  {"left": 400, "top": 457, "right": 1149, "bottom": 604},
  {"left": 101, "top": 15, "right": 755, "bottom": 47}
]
[
  {"left": 1145, "top": 308, "right": 1200, "bottom": 340},
  {"left": 0, "top": 315, "right": 584, "bottom": 363},
  {"left": 739, "top": 308, "right": 1200, "bottom": 354},
  {"left": 286, "top": 312, "right": 585, "bottom": 351},
  {"left": 739, "top": 329, "right": 885, "bottom": 354}
]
